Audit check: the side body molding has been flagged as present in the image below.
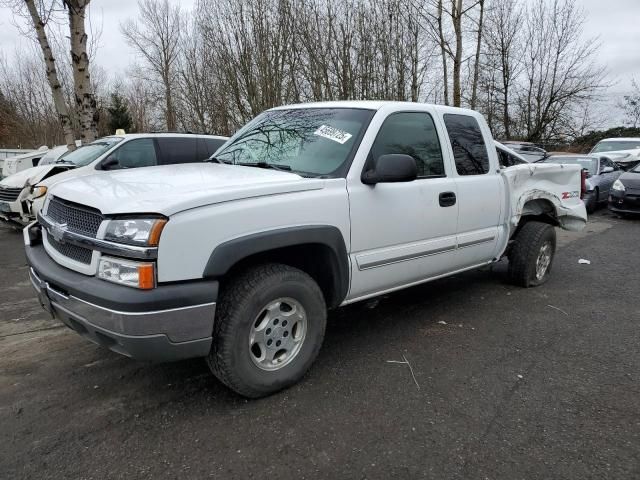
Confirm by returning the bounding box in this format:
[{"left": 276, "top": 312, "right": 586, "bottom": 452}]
[{"left": 203, "top": 225, "right": 350, "bottom": 307}]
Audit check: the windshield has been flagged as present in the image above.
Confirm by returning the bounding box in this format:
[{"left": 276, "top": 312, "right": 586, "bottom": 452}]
[
  {"left": 57, "top": 137, "right": 122, "bottom": 167},
  {"left": 632, "top": 163, "right": 640, "bottom": 173},
  {"left": 591, "top": 141, "right": 640, "bottom": 153},
  {"left": 542, "top": 155, "right": 598, "bottom": 175},
  {"left": 214, "top": 108, "right": 374, "bottom": 177}
]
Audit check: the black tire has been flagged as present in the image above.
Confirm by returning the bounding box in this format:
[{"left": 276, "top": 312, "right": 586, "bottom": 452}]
[
  {"left": 508, "top": 221, "right": 556, "bottom": 287},
  {"left": 207, "top": 263, "right": 327, "bottom": 398},
  {"left": 585, "top": 188, "right": 598, "bottom": 214}
]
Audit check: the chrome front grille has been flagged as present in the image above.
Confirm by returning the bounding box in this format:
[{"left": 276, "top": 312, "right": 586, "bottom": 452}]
[
  {"left": 0, "top": 186, "right": 22, "bottom": 202},
  {"left": 46, "top": 196, "right": 104, "bottom": 237},
  {"left": 48, "top": 236, "right": 93, "bottom": 264}
]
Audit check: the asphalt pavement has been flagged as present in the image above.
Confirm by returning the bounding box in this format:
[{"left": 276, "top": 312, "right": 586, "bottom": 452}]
[{"left": 1, "top": 210, "right": 639, "bottom": 480}]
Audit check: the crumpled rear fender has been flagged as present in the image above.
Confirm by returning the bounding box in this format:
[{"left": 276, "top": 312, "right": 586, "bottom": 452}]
[{"left": 502, "top": 164, "right": 587, "bottom": 233}]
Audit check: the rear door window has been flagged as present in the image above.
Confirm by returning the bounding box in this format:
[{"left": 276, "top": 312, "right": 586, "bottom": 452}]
[
  {"left": 157, "top": 137, "right": 198, "bottom": 165},
  {"left": 443, "top": 114, "right": 490, "bottom": 175},
  {"left": 110, "top": 139, "right": 158, "bottom": 168}
]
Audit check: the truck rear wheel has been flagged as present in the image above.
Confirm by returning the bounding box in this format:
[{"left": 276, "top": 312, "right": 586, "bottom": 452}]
[
  {"left": 207, "top": 263, "right": 327, "bottom": 398},
  {"left": 508, "top": 221, "right": 556, "bottom": 287}
]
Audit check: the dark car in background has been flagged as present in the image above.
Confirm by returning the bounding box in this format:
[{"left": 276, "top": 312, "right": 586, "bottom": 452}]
[
  {"left": 541, "top": 154, "right": 622, "bottom": 213},
  {"left": 608, "top": 162, "right": 640, "bottom": 216}
]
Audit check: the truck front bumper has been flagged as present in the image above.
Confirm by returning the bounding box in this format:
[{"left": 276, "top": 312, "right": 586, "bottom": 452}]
[{"left": 26, "top": 240, "right": 218, "bottom": 362}]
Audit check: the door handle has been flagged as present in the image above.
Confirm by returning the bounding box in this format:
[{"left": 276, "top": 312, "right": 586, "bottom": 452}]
[{"left": 439, "top": 191, "right": 456, "bottom": 207}]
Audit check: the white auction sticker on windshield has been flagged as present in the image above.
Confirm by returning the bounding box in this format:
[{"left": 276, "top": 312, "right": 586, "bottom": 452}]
[{"left": 314, "top": 125, "right": 353, "bottom": 144}]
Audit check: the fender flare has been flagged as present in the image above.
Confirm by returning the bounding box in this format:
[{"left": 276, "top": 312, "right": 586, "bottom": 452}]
[{"left": 203, "top": 225, "right": 350, "bottom": 306}]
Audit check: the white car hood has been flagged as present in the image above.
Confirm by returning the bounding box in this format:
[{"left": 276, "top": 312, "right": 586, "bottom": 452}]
[
  {"left": 37, "top": 165, "right": 90, "bottom": 187},
  {"left": 0, "top": 165, "right": 60, "bottom": 188},
  {"left": 597, "top": 149, "right": 640, "bottom": 161},
  {"left": 49, "top": 163, "right": 325, "bottom": 216}
]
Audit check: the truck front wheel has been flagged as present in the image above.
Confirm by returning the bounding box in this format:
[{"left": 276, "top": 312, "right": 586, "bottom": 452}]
[
  {"left": 207, "top": 263, "right": 327, "bottom": 398},
  {"left": 508, "top": 221, "right": 556, "bottom": 287}
]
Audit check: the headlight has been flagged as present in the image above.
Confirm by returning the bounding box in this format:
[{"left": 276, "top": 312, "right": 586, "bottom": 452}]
[
  {"left": 104, "top": 218, "right": 167, "bottom": 246},
  {"left": 98, "top": 256, "right": 155, "bottom": 289},
  {"left": 612, "top": 179, "right": 625, "bottom": 192},
  {"left": 30, "top": 185, "right": 47, "bottom": 199}
]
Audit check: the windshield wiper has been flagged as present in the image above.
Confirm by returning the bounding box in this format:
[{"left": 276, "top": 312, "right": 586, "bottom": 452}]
[
  {"left": 55, "top": 159, "right": 75, "bottom": 165},
  {"left": 235, "top": 162, "right": 292, "bottom": 172}
]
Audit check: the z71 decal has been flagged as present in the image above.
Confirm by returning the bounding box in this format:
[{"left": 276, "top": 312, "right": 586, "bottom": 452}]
[{"left": 562, "top": 191, "right": 580, "bottom": 199}]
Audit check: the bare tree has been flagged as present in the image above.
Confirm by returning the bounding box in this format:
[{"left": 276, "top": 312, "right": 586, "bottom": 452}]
[
  {"left": 481, "top": 0, "right": 521, "bottom": 138},
  {"left": 121, "top": 0, "right": 181, "bottom": 130},
  {"left": 0, "top": 48, "right": 64, "bottom": 147},
  {"left": 518, "top": 0, "right": 606, "bottom": 142},
  {"left": 619, "top": 79, "right": 640, "bottom": 128}
]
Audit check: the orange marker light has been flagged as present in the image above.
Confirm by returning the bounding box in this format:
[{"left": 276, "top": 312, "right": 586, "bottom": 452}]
[
  {"left": 148, "top": 219, "right": 168, "bottom": 246},
  {"left": 138, "top": 264, "right": 156, "bottom": 289}
]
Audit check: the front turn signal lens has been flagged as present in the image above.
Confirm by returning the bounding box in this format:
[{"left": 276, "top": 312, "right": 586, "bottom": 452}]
[
  {"left": 137, "top": 264, "right": 155, "bottom": 290},
  {"left": 148, "top": 219, "right": 168, "bottom": 246}
]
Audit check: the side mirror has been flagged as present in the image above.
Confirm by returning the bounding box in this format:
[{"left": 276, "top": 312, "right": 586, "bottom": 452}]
[
  {"left": 601, "top": 166, "right": 614, "bottom": 174},
  {"left": 101, "top": 156, "right": 119, "bottom": 170},
  {"left": 362, "top": 154, "right": 418, "bottom": 185}
]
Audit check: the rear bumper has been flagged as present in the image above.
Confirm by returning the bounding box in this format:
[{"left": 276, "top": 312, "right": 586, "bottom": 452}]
[{"left": 26, "top": 237, "right": 218, "bottom": 362}]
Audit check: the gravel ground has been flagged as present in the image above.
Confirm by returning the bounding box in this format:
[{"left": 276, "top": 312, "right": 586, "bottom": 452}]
[{"left": 1, "top": 210, "right": 639, "bottom": 480}]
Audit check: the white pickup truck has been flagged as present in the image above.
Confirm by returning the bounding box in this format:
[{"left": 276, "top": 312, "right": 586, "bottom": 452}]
[{"left": 25, "top": 101, "right": 587, "bottom": 397}]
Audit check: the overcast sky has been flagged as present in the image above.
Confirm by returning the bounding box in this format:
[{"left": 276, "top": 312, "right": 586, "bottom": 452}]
[{"left": 0, "top": 0, "right": 638, "bottom": 126}]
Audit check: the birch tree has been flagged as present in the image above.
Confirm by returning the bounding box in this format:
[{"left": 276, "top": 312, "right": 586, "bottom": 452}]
[{"left": 64, "top": 0, "right": 98, "bottom": 142}]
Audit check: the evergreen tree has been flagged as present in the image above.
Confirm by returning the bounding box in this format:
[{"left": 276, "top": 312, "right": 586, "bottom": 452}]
[{"left": 107, "top": 93, "right": 133, "bottom": 133}]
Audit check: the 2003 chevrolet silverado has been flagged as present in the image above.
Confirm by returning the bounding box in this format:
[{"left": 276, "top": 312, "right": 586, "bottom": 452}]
[{"left": 24, "top": 101, "right": 587, "bottom": 397}]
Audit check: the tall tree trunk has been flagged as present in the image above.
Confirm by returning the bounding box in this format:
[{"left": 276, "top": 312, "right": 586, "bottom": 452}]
[
  {"left": 437, "top": 0, "right": 449, "bottom": 105},
  {"left": 67, "top": 0, "right": 98, "bottom": 142},
  {"left": 164, "top": 76, "right": 176, "bottom": 130},
  {"left": 470, "top": 0, "right": 484, "bottom": 109},
  {"left": 24, "top": 0, "right": 76, "bottom": 150},
  {"left": 451, "top": 0, "right": 463, "bottom": 107},
  {"left": 503, "top": 81, "right": 511, "bottom": 139}
]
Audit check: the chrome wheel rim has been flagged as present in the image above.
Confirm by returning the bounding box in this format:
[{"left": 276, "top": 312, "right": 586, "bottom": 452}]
[
  {"left": 535, "top": 242, "right": 552, "bottom": 280},
  {"left": 249, "top": 298, "right": 307, "bottom": 371}
]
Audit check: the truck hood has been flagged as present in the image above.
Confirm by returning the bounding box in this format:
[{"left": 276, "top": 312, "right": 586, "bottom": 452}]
[
  {"left": 49, "top": 163, "right": 325, "bottom": 215},
  {"left": 0, "top": 165, "right": 67, "bottom": 188}
]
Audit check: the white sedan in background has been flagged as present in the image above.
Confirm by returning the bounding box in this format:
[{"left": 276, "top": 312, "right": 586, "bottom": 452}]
[{"left": 589, "top": 138, "right": 640, "bottom": 169}]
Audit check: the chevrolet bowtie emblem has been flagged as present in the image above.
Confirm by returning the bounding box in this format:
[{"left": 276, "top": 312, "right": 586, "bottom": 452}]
[{"left": 49, "top": 221, "right": 68, "bottom": 243}]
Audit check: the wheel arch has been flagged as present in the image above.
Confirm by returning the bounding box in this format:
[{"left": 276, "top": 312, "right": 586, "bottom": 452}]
[
  {"left": 203, "top": 225, "right": 349, "bottom": 309},
  {"left": 512, "top": 198, "right": 559, "bottom": 236}
]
